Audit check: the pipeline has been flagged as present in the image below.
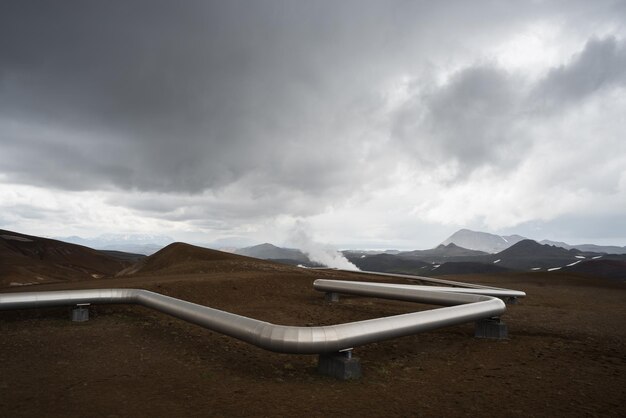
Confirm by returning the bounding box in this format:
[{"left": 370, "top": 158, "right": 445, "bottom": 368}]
[{"left": 0, "top": 274, "right": 524, "bottom": 354}]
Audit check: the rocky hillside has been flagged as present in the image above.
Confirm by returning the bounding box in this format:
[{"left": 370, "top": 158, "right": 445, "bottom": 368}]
[{"left": 0, "top": 229, "right": 132, "bottom": 287}]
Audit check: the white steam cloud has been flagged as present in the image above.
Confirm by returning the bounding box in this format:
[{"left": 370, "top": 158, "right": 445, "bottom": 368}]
[{"left": 289, "top": 223, "right": 359, "bottom": 271}]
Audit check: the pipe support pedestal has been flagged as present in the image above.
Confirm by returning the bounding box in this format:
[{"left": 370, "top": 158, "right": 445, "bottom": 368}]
[
  {"left": 71, "top": 304, "right": 90, "bottom": 322},
  {"left": 325, "top": 292, "right": 339, "bottom": 303},
  {"left": 317, "top": 350, "right": 361, "bottom": 380},
  {"left": 474, "top": 317, "right": 508, "bottom": 339}
]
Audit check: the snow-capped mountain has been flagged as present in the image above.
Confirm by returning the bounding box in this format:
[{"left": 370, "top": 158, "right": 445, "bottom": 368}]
[{"left": 440, "top": 229, "right": 527, "bottom": 253}]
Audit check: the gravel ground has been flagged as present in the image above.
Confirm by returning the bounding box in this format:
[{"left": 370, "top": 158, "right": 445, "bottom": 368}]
[{"left": 1, "top": 268, "right": 625, "bottom": 417}]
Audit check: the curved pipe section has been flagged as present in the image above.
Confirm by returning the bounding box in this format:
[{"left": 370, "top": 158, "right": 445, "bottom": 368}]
[{"left": 0, "top": 277, "right": 519, "bottom": 354}]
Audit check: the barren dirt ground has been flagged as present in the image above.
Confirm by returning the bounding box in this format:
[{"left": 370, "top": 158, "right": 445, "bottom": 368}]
[{"left": 1, "top": 269, "right": 625, "bottom": 417}]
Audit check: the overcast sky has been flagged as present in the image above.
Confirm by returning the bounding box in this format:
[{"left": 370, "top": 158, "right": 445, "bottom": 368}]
[{"left": 1, "top": 0, "right": 625, "bottom": 249}]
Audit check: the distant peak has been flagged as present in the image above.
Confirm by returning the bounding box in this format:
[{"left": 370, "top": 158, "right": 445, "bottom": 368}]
[
  {"left": 166, "top": 241, "right": 189, "bottom": 247},
  {"left": 500, "top": 239, "right": 542, "bottom": 250},
  {"left": 250, "top": 242, "right": 279, "bottom": 249},
  {"left": 156, "top": 242, "right": 194, "bottom": 252}
]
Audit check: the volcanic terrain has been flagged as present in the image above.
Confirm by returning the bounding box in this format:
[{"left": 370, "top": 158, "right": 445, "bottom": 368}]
[
  {"left": 1, "top": 233, "right": 625, "bottom": 417},
  {"left": 0, "top": 230, "right": 137, "bottom": 288}
]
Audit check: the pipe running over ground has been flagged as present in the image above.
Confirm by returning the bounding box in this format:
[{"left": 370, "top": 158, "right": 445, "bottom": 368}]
[{"left": 0, "top": 272, "right": 525, "bottom": 354}]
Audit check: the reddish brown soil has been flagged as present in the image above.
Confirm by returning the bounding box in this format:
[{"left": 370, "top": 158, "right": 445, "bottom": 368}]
[
  {"left": 0, "top": 230, "right": 131, "bottom": 287},
  {"left": 1, "top": 266, "right": 625, "bottom": 417}
]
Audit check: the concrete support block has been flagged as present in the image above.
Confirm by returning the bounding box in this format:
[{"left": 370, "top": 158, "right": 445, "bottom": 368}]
[
  {"left": 475, "top": 317, "right": 507, "bottom": 339},
  {"left": 71, "top": 305, "right": 90, "bottom": 322},
  {"left": 317, "top": 351, "right": 361, "bottom": 380},
  {"left": 325, "top": 292, "right": 339, "bottom": 303}
]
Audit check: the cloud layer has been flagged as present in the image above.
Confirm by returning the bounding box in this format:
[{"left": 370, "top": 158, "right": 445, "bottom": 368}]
[{"left": 1, "top": 1, "right": 625, "bottom": 247}]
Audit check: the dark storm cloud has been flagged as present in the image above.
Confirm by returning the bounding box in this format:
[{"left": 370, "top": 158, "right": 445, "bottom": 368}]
[
  {"left": 392, "top": 65, "right": 523, "bottom": 175},
  {"left": 1, "top": 0, "right": 625, "bottom": 234},
  {"left": 532, "top": 36, "right": 626, "bottom": 110},
  {"left": 0, "top": 1, "right": 583, "bottom": 191},
  {"left": 2, "top": 0, "right": 382, "bottom": 192}
]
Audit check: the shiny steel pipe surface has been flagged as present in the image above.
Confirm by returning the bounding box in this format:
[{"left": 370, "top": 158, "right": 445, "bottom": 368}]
[
  {"left": 313, "top": 280, "right": 526, "bottom": 300},
  {"left": 0, "top": 275, "right": 520, "bottom": 354}
]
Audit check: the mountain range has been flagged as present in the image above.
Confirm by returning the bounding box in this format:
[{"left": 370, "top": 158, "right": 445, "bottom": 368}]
[
  {"left": 343, "top": 239, "right": 626, "bottom": 280},
  {"left": 538, "top": 240, "right": 626, "bottom": 255},
  {"left": 54, "top": 228, "right": 626, "bottom": 258},
  {"left": 443, "top": 229, "right": 626, "bottom": 255},
  {"left": 1, "top": 228, "right": 625, "bottom": 289},
  {"left": 57, "top": 233, "right": 174, "bottom": 255},
  {"left": 231, "top": 232, "right": 626, "bottom": 280},
  {"left": 2, "top": 228, "right": 624, "bottom": 288}
]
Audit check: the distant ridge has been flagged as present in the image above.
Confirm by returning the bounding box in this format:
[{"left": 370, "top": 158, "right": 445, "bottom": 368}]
[
  {"left": 497, "top": 239, "right": 580, "bottom": 258},
  {"left": 540, "top": 240, "right": 626, "bottom": 255},
  {"left": 0, "top": 229, "right": 132, "bottom": 287},
  {"left": 441, "top": 229, "right": 526, "bottom": 253},
  {"left": 117, "top": 242, "right": 290, "bottom": 276},
  {"left": 489, "top": 239, "right": 592, "bottom": 271},
  {"left": 56, "top": 233, "right": 173, "bottom": 255},
  {"left": 235, "top": 243, "right": 309, "bottom": 263},
  {"left": 398, "top": 243, "right": 488, "bottom": 258}
]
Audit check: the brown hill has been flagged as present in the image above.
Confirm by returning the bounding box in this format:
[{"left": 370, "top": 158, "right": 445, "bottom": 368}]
[
  {"left": 116, "top": 242, "right": 292, "bottom": 276},
  {"left": 0, "top": 229, "right": 131, "bottom": 288}
]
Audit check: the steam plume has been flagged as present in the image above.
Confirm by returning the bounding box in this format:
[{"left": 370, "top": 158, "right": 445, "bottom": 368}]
[{"left": 289, "top": 223, "right": 359, "bottom": 271}]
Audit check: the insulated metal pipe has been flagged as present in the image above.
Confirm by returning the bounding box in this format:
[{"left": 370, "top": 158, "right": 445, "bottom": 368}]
[
  {"left": 0, "top": 277, "right": 519, "bottom": 354},
  {"left": 313, "top": 280, "right": 526, "bottom": 301},
  {"left": 325, "top": 268, "right": 516, "bottom": 291}
]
